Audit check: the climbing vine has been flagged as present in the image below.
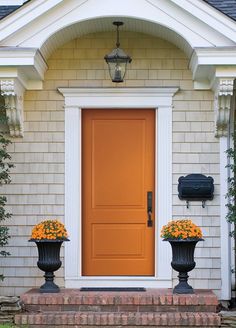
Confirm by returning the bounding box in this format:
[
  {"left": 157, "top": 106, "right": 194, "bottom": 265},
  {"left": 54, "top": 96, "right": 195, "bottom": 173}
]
[
  {"left": 226, "top": 132, "right": 236, "bottom": 239},
  {"left": 0, "top": 105, "right": 13, "bottom": 280}
]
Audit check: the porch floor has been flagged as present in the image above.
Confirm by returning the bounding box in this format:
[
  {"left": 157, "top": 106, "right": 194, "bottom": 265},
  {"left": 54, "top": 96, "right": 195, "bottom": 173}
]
[{"left": 15, "top": 288, "right": 221, "bottom": 327}]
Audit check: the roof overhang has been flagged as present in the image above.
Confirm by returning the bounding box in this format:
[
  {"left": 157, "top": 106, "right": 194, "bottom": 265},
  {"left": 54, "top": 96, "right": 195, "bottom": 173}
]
[
  {"left": 190, "top": 47, "right": 236, "bottom": 89},
  {"left": 0, "top": 0, "right": 234, "bottom": 90},
  {"left": 0, "top": 47, "right": 47, "bottom": 89}
]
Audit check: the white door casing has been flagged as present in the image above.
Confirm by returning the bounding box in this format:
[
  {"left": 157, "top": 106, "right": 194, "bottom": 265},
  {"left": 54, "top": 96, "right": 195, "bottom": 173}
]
[{"left": 59, "top": 87, "right": 178, "bottom": 288}]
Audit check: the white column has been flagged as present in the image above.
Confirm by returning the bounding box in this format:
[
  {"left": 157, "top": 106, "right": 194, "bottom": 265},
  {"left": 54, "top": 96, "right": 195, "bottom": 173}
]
[
  {"left": 64, "top": 106, "right": 82, "bottom": 280},
  {"left": 213, "top": 78, "right": 234, "bottom": 300},
  {"left": 220, "top": 136, "right": 231, "bottom": 300},
  {"left": 156, "top": 106, "right": 172, "bottom": 280}
]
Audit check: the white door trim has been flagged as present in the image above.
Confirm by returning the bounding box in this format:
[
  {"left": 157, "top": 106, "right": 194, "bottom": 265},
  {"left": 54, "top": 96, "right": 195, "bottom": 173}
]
[{"left": 59, "top": 87, "right": 178, "bottom": 288}]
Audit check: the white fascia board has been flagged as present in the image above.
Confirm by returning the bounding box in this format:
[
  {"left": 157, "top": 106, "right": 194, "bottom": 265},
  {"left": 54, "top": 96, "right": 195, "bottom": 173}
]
[
  {"left": 34, "top": 0, "right": 229, "bottom": 48},
  {"left": 0, "top": 0, "right": 211, "bottom": 49},
  {"left": 0, "top": 0, "right": 63, "bottom": 42},
  {"left": 1, "top": 0, "right": 231, "bottom": 50},
  {"left": 170, "top": 0, "right": 236, "bottom": 43}
]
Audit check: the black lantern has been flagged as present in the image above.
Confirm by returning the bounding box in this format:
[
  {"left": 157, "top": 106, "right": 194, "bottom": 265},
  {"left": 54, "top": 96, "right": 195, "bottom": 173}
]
[{"left": 104, "top": 21, "right": 132, "bottom": 83}]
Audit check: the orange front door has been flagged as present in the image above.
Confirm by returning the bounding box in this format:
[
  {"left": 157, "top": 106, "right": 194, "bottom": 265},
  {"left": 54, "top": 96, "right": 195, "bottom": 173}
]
[{"left": 82, "top": 109, "right": 155, "bottom": 276}]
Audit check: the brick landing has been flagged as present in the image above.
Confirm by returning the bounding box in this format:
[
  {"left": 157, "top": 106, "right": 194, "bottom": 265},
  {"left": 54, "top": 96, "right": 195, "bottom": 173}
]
[{"left": 15, "top": 288, "right": 221, "bottom": 327}]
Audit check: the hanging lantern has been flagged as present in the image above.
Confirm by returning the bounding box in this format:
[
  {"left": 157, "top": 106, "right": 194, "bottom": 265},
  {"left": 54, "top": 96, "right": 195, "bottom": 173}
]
[{"left": 104, "top": 22, "right": 132, "bottom": 83}]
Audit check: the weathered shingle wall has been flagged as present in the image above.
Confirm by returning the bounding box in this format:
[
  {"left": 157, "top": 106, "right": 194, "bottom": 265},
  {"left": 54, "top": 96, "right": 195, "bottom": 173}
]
[{"left": 0, "top": 31, "right": 220, "bottom": 297}]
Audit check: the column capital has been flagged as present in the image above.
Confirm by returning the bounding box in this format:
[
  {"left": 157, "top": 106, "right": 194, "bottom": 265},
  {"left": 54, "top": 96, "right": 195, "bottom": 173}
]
[
  {"left": 0, "top": 79, "right": 25, "bottom": 137},
  {"left": 214, "top": 78, "right": 234, "bottom": 137}
]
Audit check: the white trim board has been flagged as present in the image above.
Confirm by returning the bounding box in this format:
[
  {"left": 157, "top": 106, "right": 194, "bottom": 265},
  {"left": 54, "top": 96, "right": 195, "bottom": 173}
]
[{"left": 59, "top": 87, "right": 178, "bottom": 288}]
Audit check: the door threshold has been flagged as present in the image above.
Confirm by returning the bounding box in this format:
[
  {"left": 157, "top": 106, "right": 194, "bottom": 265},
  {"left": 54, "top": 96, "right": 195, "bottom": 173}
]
[{"left": 65, "top": 277, "right": 172, "bottom": 289}]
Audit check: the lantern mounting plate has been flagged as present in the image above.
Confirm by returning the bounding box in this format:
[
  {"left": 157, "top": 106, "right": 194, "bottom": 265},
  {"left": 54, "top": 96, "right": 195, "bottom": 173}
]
[{"left": 113, "top": 21, "right": 124, "bottom": 27}]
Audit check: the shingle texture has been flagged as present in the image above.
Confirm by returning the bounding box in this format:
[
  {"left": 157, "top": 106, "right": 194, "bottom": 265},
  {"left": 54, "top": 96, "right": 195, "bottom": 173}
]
[
  {"left": 0, "top": 6, "right": 21, "bottom": 20},
  {"left": 204, "top": 0, "right": 236, "bottom": 21}
]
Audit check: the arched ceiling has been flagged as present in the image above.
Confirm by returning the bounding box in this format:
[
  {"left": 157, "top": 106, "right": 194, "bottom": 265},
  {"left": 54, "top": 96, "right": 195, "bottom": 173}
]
[{"left": 40, "top": 17, "right": 193, "bottom": 60}]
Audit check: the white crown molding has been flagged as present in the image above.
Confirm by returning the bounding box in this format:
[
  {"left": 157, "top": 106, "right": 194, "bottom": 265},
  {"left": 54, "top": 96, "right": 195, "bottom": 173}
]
[
  {"left": 0, "top": 79, "right": 25, "bottom": 137},
  {"left": 58, "top": 87, "right": 179, "bottom": 108},
  {"left": 0, "top": 48, "right": 47, "bottom": 89},
  {"left": 214, "top": 78, "right": 234, "bottom": 137},
  {"left": 190, "top": 48, "right": 236, "bottom": 89}
]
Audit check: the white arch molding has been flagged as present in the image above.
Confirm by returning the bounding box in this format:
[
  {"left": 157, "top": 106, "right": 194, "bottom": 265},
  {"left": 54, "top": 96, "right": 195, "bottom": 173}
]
[
  {"left": 1, "top": 0, "right": 234, "bottom": 52},
  {"left": 59, "top": 87, "right": 178, "bottom": 288}
]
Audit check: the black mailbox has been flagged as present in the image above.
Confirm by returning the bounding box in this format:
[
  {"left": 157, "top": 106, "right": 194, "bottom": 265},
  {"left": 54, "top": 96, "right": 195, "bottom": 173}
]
[{"left": 178, "top": 174, "right": 214, "bottom": 208}]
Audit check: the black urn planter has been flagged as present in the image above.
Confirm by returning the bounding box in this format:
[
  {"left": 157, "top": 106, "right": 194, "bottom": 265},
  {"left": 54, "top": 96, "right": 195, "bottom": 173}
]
[
  {"left": 29, "top": 239, "right": 69, "bottom": 293},
  {"left": 166, "top": 239, "right": 203, "bottom": 294}
]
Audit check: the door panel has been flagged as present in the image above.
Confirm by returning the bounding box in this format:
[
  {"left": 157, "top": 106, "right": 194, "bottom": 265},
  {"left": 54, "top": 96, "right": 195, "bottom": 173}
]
[{"left": 82, "top": 109, "right": 155, "bottom": 276}]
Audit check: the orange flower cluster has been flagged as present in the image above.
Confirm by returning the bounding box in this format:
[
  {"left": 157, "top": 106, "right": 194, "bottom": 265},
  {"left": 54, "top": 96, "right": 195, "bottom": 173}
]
[
  {"left": 30, "top": 219, "right": 68, "bottom": 240},
  {"left": 160, "top": 219, "right": 203, "bottom": 240}
]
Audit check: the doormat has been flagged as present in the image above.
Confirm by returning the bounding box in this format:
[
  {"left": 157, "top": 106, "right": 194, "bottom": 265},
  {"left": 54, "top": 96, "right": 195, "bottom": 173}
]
[{"left": 80, "top": 287, "right": 146, "bottom": 292}]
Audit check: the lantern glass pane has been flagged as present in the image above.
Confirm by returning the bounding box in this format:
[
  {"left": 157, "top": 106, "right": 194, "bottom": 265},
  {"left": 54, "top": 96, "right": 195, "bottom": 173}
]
[{"left": 108, "top": 61, "right": 128, "bottom": 83}]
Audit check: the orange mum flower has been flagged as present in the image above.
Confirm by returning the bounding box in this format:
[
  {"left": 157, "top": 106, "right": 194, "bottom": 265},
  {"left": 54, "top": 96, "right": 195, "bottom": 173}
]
[
  {"left": 160, "top": 219, "right": 203, "bottom": 240},
  {"left": 30, "top": 219, "right": 69, "bottom": 240}
]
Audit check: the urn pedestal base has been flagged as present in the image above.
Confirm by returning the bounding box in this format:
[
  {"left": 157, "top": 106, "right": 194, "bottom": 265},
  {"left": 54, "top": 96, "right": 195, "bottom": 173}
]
[
  {"left": 167, "top": 239, "right": 203, "bottom": 294},
  {"left": 29, "top": 239, "right": 69, "bottom": 293},
  {"left": 173, "top": 272, "right": 194, "bottom": 294},
  {"left": 40, "top": 272, "right": 60, "bottom": 293}
]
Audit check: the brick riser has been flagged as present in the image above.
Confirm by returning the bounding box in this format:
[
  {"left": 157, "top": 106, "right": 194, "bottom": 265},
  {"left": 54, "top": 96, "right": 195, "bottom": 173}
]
[
  {"left": 14, "top": 289, "right": 221, "bottom": 327},
  {"left": 16, "top": 311, "right": 221, "bottom": 327},
  {"left": 24, "top": 303, "right": 217, "bottom": 313}
]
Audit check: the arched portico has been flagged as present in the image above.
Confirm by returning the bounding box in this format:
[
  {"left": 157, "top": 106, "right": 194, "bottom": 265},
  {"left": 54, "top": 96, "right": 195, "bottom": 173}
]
[{"left": 0, "top": 0, "right": 236, "bottom": 89}]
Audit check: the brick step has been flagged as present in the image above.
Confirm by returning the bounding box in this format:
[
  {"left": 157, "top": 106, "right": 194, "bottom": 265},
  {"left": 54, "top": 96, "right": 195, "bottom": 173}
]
[
  {"left": 20, "top": 289, "right": 219, "bottom": 313},
  {"left": 23, "top": 303, "right": 218, "bottom": 313},
  {"left": 16, "top": 289, "right": 221, "bottom": 327},
  {"left": 14, "top": 311, "right": 221, "bottom": 327}
]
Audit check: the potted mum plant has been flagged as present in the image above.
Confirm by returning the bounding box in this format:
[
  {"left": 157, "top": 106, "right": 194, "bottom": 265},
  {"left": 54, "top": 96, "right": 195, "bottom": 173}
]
[
  {"left": 29, "top": 219, "right": 69, "bottom": 293},
  {"left": 161, "top": 219, "right": 203, "bottom": 294}
]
